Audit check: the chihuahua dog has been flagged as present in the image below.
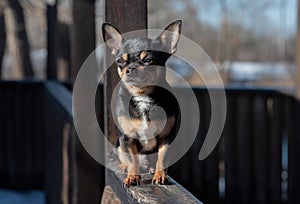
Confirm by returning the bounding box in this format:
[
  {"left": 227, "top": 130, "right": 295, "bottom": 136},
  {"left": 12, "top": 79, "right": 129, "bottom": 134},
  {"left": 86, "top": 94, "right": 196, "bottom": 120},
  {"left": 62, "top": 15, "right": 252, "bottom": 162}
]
[{"left": 102, "top": 20, "right": 182, "bottom": 187}]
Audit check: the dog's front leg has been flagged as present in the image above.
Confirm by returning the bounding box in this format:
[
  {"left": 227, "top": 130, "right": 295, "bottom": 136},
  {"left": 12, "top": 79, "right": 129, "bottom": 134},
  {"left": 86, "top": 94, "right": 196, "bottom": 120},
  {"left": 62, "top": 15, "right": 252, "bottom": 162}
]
[
  {"left": 152, "top": 144, "right": 170, "bottom": 185},
  {"left": 118, "top": 136, "right": 141, "bottom": 187}
]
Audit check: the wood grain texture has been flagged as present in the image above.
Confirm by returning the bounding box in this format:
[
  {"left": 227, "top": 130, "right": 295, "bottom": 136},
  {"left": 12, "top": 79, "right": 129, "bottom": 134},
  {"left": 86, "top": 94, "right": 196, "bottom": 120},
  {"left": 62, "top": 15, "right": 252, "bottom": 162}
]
[{"left": 105, "top": 160, "right": 202, "bottom": 204}]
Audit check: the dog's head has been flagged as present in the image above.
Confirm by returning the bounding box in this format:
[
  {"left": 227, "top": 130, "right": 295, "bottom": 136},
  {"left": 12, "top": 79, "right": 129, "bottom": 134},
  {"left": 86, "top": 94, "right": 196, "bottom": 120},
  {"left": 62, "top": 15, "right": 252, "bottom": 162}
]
[{"left": 102, "top": 20, "right": 182, "bottom": 95}]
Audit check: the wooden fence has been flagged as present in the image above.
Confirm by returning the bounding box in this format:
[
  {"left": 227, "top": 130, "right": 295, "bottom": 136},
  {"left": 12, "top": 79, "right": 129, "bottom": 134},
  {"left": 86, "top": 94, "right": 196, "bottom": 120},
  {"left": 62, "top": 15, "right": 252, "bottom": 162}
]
[
  {"left": 0, "top": 81, "right": 299, "bottom": 204},
  {"left": 169, "top": 88, "right": 300, "bottom": 204},
  {"left": 0, "top": 81, "right": 104, "bottom": 204}
]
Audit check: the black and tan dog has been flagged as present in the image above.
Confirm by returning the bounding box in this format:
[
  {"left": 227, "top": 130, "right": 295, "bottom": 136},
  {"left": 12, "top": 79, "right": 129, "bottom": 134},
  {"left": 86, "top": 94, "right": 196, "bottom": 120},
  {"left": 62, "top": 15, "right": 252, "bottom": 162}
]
[{"left": 102, "top": 20, "right": 182, "bottom": 187}]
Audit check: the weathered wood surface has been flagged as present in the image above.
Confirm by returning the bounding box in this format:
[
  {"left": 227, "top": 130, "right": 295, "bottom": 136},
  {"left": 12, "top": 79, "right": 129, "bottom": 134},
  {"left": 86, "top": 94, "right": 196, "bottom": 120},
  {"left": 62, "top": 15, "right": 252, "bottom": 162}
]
[
  {"left": 101, "top": 186, "right": 122, "bottom": 204},
  {"left": 104, "top": 158, "right": 202, "bottom": 204}
]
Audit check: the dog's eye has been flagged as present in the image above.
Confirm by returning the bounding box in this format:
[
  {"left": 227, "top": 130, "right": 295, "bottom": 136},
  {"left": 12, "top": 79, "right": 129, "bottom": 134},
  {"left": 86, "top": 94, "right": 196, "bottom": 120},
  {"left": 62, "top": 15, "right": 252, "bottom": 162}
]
[
  {"left": 116, "top": 58, "right": 126, "bottom": 66},
  {"left": 143, "top": 57, "right": 153, "bottom": 65}
]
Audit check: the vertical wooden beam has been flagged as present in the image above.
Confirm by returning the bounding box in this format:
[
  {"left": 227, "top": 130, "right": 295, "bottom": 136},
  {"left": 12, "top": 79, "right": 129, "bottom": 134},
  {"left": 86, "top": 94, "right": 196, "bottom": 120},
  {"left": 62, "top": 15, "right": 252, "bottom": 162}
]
[
  {"left": 103, "top": 0, "right": 147, "bottom": 199},
  {"left": 104, "top": 0, "right": 147, "bottom": 144}
]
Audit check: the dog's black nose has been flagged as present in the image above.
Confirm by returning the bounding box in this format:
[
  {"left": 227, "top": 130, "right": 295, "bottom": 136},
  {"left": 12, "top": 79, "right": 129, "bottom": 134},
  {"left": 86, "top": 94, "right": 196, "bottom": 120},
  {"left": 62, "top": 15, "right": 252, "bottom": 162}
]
[{"left": 126, "top": 67, "right": 136, "bottom": 75}]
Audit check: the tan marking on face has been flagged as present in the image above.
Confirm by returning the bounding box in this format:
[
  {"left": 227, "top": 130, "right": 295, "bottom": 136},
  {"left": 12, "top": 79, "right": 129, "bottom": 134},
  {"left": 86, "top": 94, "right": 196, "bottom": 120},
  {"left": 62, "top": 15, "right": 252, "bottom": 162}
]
[
  {"left": 140, "top": 51, "right": 147, "bottom": 60},
  {"left": 118, "top": 66, "right": 128, "bottom": 78},
  {"left": 122, "top": 53, "right": 128, "bottom": 61}
]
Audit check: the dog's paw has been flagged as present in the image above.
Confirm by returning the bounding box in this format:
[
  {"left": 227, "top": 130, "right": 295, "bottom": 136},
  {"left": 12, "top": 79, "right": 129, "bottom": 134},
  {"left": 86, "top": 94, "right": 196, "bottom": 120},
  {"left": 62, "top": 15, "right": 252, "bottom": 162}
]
[
  {"left": 123, "top": 175, "right": 141, "bottom": 188},
  {"left": 152, "top": 171, "right": 168, "bottom": 185}
]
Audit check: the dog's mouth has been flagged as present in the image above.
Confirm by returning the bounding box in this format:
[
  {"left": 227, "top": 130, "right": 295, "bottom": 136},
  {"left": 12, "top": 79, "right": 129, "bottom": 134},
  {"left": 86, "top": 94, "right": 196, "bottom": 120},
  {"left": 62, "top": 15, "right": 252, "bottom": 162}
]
[{"left": 125, "top": 76, "right": 150, "bottom": 86}]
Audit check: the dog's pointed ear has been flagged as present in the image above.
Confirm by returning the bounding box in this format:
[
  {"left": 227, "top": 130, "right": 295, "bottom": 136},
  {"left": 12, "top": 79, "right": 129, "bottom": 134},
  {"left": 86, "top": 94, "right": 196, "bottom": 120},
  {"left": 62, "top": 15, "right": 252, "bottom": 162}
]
[
  {"left": 156, "top": 20, "right": 182, "bottom": 54},
  {"left": 102, "top": 23, "right": 123, "bottom": 55}
]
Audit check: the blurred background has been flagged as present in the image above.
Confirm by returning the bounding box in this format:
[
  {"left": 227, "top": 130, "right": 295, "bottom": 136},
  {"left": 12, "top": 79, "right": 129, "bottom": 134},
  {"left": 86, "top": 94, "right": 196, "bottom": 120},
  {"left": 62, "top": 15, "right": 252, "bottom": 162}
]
[
  {"left": 0, "top": 0, "right": 299, "bottom": 204},
  {"left": 0, "top": 0, "right": 297, "bottom": 87}
]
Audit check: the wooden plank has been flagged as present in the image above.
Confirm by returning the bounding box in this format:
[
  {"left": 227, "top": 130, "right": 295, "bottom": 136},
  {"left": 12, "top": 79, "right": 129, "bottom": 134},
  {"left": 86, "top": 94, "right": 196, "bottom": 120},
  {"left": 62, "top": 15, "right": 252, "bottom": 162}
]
[
  {"left": 168, "top": 89, "right": 204, "bottom": 201},
  {"left": 0, "top": 86, "right": 5, "bottom": 186},
  {"left": 224, "top": 94, "right": 238, "bottom": 204},
  {"left": 253, "top": 95, "right": 269, "bottom": 204},
  {"left": 189, "top": 111, "right": 205, "bottom": 201},
  {"left": 21, "top": 84, "right": 31, "bottom": 188},
  {"left": 7, "top": 83, "right": 17, "bottom": 188},
  {"left": 0, "top": 85, "right": 9, "bottom": 187},
  {"left": 202, "top": 92, "right": 220, "bottom": 204},
  {"left": 0, "top": 82, "right": 45, "bottom": 189},
  {"left": 44, "top": 95, "right": 63, "bottom": 204},
  {"left": 35, "top": 83, "right": 47, "bottom": 189},
  {"left": 236, "top": 94, "right": 253, "bottom": 204},
  {"left": 269, "top": 95, "right": 283, "bottom": 204},
  {"left": 287, "top": 97, "right": 300, "bottom": 204}
]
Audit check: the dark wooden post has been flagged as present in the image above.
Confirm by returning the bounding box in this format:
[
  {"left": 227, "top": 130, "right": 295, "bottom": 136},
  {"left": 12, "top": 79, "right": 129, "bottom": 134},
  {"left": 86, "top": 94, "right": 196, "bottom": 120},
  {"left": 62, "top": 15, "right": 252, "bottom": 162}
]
[
  {"left": 46, "top": 0, "right": 57, "bottom": 79},
  {"left": 104, "top": 0, "right": 147, "bottom": 147},
  {"left": 103, "top": 0, "right": 147, "bottom": 200}
]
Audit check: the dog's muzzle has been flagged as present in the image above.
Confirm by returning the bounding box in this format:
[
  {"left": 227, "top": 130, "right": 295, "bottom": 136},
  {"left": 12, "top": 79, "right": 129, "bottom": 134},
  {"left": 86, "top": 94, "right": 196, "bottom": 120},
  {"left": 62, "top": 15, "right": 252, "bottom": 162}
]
[{"left": 126, "top": 67, "right": 136, "bottom": 76}]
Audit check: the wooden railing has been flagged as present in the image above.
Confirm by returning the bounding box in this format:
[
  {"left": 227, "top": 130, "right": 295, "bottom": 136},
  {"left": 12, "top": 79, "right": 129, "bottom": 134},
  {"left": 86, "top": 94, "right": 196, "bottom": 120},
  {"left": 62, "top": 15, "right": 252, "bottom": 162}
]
[
  {"left": 0, "top": 81, "right": 105, "bottom": 204},
  {"left": 0, "top": 81, "right": 45, "bottom": 190},
  {"left": 0, "top": 81, "right": 299, "bottom": 204},
  {"left": 43, "top": 81, "right": 105, "bottom": 204},
  {"left": 168, "top": 87, "right": 300, "bottom": 204}
]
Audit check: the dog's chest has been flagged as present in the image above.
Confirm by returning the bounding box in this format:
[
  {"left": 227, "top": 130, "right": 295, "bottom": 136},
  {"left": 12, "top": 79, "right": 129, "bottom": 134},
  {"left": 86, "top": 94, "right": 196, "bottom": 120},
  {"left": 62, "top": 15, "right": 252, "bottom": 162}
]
[
  {"left": 131, "top": 96, "right": 157, "bottom": 138},
  {"left": 132, "top": 95, "right": 153, "bottom": 113}
]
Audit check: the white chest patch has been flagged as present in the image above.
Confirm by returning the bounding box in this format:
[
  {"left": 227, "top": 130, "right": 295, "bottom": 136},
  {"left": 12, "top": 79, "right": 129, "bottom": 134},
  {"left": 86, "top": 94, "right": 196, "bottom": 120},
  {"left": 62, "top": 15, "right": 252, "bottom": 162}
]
[{"left": 132, "top": 95, "right": 154, "bottom": 114}]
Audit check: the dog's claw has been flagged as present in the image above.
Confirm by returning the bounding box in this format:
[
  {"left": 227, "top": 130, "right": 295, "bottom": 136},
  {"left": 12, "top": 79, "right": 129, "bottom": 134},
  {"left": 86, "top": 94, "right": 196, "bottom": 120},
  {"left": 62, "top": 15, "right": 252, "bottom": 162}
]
[
  {"left": 152, "top": 171, "right": 168, "bottom": 185},
  {"left": 123, "top": 175, "right": 141, "bottom": 188}
]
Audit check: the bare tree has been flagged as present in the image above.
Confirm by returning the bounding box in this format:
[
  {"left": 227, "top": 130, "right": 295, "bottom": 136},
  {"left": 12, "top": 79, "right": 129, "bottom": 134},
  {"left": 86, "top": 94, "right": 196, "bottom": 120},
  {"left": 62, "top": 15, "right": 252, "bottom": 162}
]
[
  {"left": 0, "top": 2, "right": 6, "bottom": 77},
  {"left": 46, "top": 0, "right": 58, "bottom": 79},
  {"left": 71, "top": 0, "right": 96, "bottom": 80},
  {"left": 3, "top": 0, "right": 34, "bottom": 79}
]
